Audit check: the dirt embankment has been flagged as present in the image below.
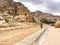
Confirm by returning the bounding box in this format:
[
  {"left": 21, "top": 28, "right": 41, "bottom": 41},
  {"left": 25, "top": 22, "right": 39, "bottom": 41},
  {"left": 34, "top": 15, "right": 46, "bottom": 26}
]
[{"left": 0, "top": 23, "right": 40, "bottom": 45}]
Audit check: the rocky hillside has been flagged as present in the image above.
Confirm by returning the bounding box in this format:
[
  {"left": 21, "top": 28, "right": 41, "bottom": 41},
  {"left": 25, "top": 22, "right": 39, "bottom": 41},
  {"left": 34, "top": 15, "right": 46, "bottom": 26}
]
[
  {"left": 31, "top": 11, "right": 60, "bottom": 22},
  {"left": 0, "top": 0, "right": 33, "bottom": 25},
  {"left": 0, "top": 0, "right": 15, "bottom": 14},
  {"left": 0, "top": 0, "right": 24, "bottom": 15}
]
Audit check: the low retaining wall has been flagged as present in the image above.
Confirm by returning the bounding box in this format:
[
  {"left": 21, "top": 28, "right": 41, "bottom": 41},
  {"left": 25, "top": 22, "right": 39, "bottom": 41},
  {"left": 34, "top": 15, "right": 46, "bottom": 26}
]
[{"left": 15, "top": 27, "right": 47, "bottom": 45}]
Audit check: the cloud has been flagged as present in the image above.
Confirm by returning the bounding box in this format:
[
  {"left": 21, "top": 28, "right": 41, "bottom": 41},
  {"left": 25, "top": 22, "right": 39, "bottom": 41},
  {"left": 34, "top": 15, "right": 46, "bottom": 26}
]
[
  {"left": 21, "top": 2, "right": 37, "bottom": 11},
  {"left": 14, "top": 0, "right": 60, "bottom": 15}
]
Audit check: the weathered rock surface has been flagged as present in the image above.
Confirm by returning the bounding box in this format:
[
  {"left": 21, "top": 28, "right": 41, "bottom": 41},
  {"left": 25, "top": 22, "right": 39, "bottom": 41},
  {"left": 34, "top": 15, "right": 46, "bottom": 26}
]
[
  {"left": 55, "top": 21, "right": 60, "bottom": 28},
  {"left": 31, "top": 11, "right": 60, "bottom": 22},
  {"left": 0, "top": 0, "right": 33, "bottom": 24}
]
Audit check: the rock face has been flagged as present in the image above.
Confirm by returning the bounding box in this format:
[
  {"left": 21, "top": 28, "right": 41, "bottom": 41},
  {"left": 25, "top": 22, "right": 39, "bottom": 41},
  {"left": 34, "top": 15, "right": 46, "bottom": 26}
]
[
  {"left": 16, "top": 2, "right": 33, "bottom": 22},
  {"left": 31, "top": 11, "right": 60, "bottom": 22},
  {"left": 0, "top": 0, "right": 15, "bottom": 13},
  {"left": 0, "top": 15, "right": 9, "bottom": 27},
  {"left": 55, "top": 21, "right": 60, "bottom": 28},
  {"left": 0, "top": 0, "right": 33, "bottom": 23}
]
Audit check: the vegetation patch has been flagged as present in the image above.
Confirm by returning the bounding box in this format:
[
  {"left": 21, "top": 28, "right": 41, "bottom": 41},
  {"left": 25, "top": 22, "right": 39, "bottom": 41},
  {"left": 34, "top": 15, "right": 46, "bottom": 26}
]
[{"left": 40, "top": 18, "right": 56, "bottom": 24}]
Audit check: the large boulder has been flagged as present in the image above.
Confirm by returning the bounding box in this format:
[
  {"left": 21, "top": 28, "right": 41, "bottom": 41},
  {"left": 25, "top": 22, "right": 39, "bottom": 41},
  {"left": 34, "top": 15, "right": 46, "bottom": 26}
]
[
  {"left": 14, "top": 15, "right": 26, "bottom": 22},
  {"left": 0, "top": 16, "right": 9, "bottom": 28},
  {"left": 55, "top": 21, "right": 60, "bottom": 28}
]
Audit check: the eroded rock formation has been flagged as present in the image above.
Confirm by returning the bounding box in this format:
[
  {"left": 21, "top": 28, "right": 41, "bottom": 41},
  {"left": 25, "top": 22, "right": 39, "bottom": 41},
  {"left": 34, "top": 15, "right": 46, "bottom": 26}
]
[{"left": 0, "top": 0, "right": 33, "bottom": 23}]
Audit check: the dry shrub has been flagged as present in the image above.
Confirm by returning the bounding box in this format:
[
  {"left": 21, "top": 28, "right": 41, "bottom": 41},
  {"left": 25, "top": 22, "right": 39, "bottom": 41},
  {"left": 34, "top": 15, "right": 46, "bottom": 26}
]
[{"left": 55, "top": 21, "right": 60, "bottom": 28}]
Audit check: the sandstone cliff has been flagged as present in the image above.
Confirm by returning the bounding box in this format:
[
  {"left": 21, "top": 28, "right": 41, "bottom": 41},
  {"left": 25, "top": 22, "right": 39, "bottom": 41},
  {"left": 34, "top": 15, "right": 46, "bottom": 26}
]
[{"left": 0, "top": 0, "right": 33, "bottom": 23}]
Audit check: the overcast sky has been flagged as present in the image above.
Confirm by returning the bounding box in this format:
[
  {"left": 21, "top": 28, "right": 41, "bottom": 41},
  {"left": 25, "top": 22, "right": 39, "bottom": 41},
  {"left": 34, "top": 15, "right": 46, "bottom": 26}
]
[{"left": 14, "top": 0, "right": 60, "bottom": 15}]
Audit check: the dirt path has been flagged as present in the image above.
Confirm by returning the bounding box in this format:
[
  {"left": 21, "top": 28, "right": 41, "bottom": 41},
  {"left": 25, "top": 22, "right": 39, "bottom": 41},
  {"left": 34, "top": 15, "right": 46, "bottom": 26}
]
[
  {"left": 32, "top": 25, "right": 49, "bottom": 45},
  {"left": 31, "top": 25, "right": 60, "bottom": 45},
  {"left": 43, "top": 26, "right": 60, "bottom": 45},
  {"left": 0, "top": 24, "right": 40, "bottom": 45}
]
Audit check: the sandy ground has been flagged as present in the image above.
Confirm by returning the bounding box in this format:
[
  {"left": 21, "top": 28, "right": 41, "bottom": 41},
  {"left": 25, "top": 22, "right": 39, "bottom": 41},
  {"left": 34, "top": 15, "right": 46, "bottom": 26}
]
[
  {"left": 0, "top": 23, "right": 40, "bottom": 45},
  {"left": 43, "top": 26, "right": 60, "bottom": 45}
]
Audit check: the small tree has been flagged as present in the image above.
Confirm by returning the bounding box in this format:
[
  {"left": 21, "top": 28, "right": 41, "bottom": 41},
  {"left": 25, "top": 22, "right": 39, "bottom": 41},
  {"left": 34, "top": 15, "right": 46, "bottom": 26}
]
[
  {"left": 40, "top": 18, "right": 56, "bottom": 24},
  {"left": 40, "top": 18, "right": 49, "bottom": 24}
]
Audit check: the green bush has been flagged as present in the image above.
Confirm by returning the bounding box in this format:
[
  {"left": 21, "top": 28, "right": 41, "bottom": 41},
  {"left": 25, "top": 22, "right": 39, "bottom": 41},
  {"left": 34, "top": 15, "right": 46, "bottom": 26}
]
[
  {"left": 40, "top": 18, "right": 49, "bottom": 24},
  {"left": 40, "top": 18, "right": 55, "bottom": 24}
]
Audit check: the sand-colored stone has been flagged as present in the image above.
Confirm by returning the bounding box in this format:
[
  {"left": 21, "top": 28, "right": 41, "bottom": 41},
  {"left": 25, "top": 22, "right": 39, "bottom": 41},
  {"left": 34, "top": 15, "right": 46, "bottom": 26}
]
[
  {"left": 0, "top": 16, "right": 9, "bottom": 27},
  {"left": 14, "top": 15, "right": 26, "bottom": 22},
  {"left": 0, "top": 0, "right": 34, "bottom": 23},
  {"left": 55, "top": 21, "right": 60, "bottom": 28},
  {"left": 16, "top": 3, "right": 33, "bottom": 22}
]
